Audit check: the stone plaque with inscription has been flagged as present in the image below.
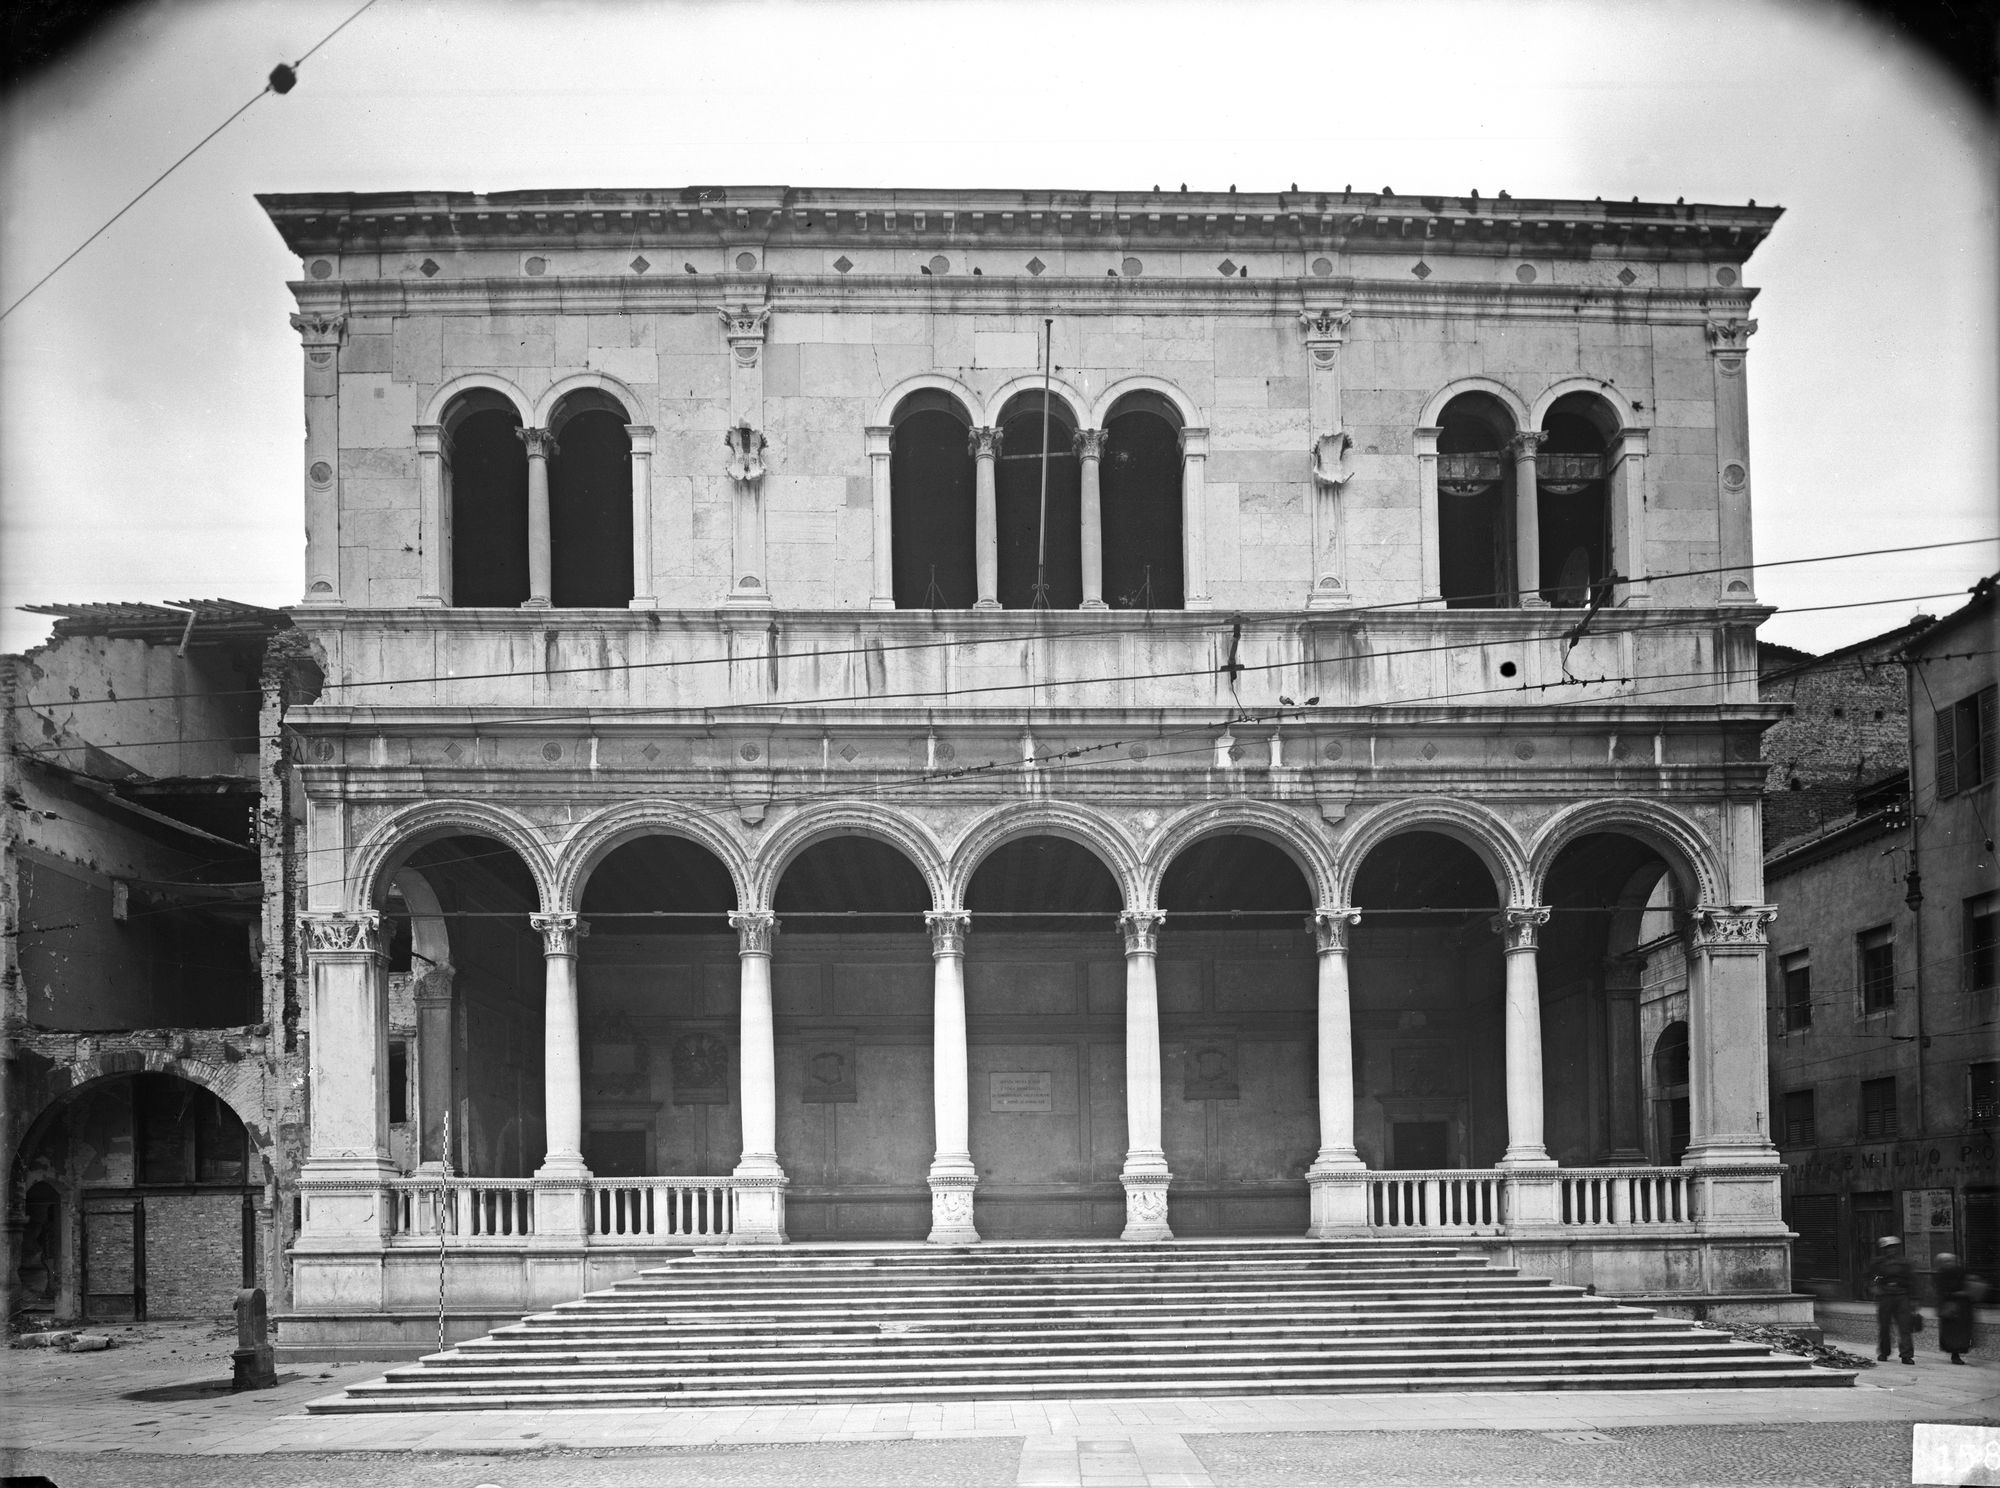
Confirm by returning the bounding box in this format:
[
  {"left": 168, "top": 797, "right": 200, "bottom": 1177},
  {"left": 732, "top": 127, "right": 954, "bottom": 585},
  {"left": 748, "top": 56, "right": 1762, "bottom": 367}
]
[
  {"left": 801, "top": 1041, "right": 858, "bottom": 1103},
  {"left": 989, "top": 1071, "right": 1054, "bottom": 1113}
]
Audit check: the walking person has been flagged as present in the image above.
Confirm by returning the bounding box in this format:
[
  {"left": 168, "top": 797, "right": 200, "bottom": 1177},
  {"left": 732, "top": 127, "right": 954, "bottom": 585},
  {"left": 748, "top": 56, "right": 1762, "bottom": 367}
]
[
  {"left": 1866, "top": 1235, "right": 1916, "bottom": 1364},
  {"left": 1934, "top": 1252, "right": 1977, "bottom": 1365}
]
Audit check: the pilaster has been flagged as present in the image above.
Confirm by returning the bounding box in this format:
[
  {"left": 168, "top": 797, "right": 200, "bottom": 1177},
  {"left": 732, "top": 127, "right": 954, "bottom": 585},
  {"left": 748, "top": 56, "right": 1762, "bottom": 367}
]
[
  {"left": 1300, "top": 307, "right": 1353, "bottom": 609},
  {"left": 1705, "top": 318, "right": 1759, "bottom": 603},
  {"left": 291, "top": 311, "right": 346, "bottom": 606}
]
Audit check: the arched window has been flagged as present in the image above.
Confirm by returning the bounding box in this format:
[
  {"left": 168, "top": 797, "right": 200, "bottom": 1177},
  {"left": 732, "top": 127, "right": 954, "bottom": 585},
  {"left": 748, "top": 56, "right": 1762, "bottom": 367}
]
[
  {"left": 444, "top": 390, "right": 528, "bottom": 607},
  {"left": 1652, "top": 1020, "right": 1691, "bottom": 1164},
  {"left": 548, "top": 389, "right": 633, "bottom": 608},
  {"left": 1436, "top": 392, "right": 1516, "bottom": 608},
  {"left": 1536, "top": 392, "right": 1618, "bottom": 607},
  {"left": 889, "top": 389, "right": 976, "bottom": 608},
  {"left": 995, "top": 392, "right": 1081, "bottom": 609},
  {"left": 1101, "top": 391, "right": 1185, "bottom": 609}
]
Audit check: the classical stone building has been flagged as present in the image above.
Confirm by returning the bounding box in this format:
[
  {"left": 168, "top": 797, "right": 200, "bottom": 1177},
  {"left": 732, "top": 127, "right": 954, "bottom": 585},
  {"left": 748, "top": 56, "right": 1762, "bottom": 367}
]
[{"left": 255, "top": 184, "right": 1803, "bottom": 1356}]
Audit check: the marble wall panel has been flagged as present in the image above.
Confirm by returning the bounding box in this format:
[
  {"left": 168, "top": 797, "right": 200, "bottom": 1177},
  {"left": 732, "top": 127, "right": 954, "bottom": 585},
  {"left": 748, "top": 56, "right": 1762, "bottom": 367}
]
[
  {"left": 391, "top": 316, "right": 442, "bottom": 384},
  {"left": 339, "top": 375, "right": 419, "bottom": 448}
]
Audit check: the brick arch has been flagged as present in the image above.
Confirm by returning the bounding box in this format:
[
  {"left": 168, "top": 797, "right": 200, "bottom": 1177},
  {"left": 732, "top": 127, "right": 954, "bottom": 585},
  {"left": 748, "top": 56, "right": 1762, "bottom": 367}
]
[
  {"left": 946, "top": 802, "right": 1143, "bottom": 911},
  {"left": 552, "top": 802, "right": 752, "bottom": 914},
  {"left": 1330, "top": 797, "right": 1531, "bottom": 908},
  {"left": 346, "top": 800, "right": 558, "bottom": 914},
  {"left": 1525, "top": 797, "right": 1723, "bottom": 909},
  {"left": 1140, "top": 799, "right": 1335, "bottom": 908},
  {"left": 749, "top": 802, "right": 948, "bottom": 911}
]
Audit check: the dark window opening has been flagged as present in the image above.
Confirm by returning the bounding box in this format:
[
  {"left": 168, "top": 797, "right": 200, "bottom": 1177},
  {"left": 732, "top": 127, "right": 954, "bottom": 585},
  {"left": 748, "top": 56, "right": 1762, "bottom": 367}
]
[
  {"left": 447, "top": 397, "right": 529, "bottom": 606},
  {"left": 19, "top": 1182, "right": 60, "bottom": 1306},
  {"left": 966, "top": 835, "right": 1123, "bottom": 935},
  {"left": 1653, "top": 1021, "right": 1690, "bottom": 1089},
  {"left": 1859, "top": 927, "right": 1896, "bottom": 1012},
  {"left": 1789, "top": 1193, "right": 1841, "bottom": 1278},
  {"left": 1936, "top": 683, "right": 1997, "bottom": 797},
  {"left": 388, "top": 1040, "right": 409, "bottom": 1125},
  {"left": 1100, "top": 401, "right": 1184, "bottom": 609},
  {"left": 890, "top": 398, "right": 977, "bottom": 608},
  {"left": 585, "top": 1130, "right": 648, "bottom": 1178},
  {"left": 1968, "top": 893, "right": 1999, "bottom": 992},
  {"left": 1782, "top": 952, "right": 1813, "bottom": 1031},
  {"left": 1782, "top": 1088, "right": 1816, "bottom": 1147},
  {"left": 135, "top": 1074, "right": 248, "bottom": 1186},
  {"left": 548, "top": 402, "right": 634, "bottom": 607},
  {"left": 995, "top": 395, "right": 1081, "bottom": 609},
  {"left": 1536, "top": 394, "right": 1617, "bottom": 608},
  {"left": 1971, "top": 1062, "right": 1998, "bottom": 1124},
  {"left": 1436, "top": 393, "right": 1515, "bottom": 608},
  {"left": 1392, "top": 1121, "right": 1450, "bottom": 1169},
  {"left": 1860, "top": 1075, "right": 1898, "bottom": 1140}
]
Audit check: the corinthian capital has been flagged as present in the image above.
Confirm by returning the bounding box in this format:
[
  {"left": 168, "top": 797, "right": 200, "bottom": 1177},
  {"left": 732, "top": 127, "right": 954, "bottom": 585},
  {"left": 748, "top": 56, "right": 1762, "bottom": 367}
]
[
  {"left": 1072, "top": 427, "right": 1107, "bottom": 460},
  {"left": 1704, "top": 318, "right": 1759, "bottom": 353},
  {"left": 729, "top": 909, "right": 779, "bottom": 955},
  {"left": 1508, "top": 430, "right": 1549, "bottom": 460},
  {"left": 717, "top": 303, "right": 772, "bottom": 366},
  {"left": 1490, "top": 905, "right": 1552, "bottom": 952},
  {"left": 289, "top": 311, "right": 346, "bottom": 346},
  {"left": 1298, "top": 307, "right": 1351, "bottom": 366},
  {"left": 1312, "top": 906, "right": 1362, "bottom": 954},
  {"left": 1118, "top": 910, "right": 1166, "bottom": 955},
  {"left": 530, "top": 912, "right": 586, "bottom": 957},
  {"left": 516, "top": 426, "right": 558, "bottom": 460},
  {"left": 925, "top": 910, "right": 971, "bottom": 956},
  {"left": 303, "top": 911, "right": 381, "bottom": 956},
  {"left": 968, "top": 425, "right": 1003, "bottom": 461},
  {"left": 1689, "top": 904, "right": 1777, "bottom": 950}
]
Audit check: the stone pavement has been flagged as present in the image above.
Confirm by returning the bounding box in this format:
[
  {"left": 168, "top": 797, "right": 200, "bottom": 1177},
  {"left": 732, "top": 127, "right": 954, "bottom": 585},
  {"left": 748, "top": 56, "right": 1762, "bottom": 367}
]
[{"left": 2, "top": 1316, "right": 1995, "bottom": 1486}]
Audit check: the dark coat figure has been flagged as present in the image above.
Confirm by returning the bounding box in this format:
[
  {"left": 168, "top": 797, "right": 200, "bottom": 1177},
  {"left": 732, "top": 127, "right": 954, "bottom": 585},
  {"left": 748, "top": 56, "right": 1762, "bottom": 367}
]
[
  {"left": 1866, "top": 1238, "right": 1916, "bottom": 1363},
  {"left": 1934, "top": 1254, "right": 1977, "bottom": 1364}
]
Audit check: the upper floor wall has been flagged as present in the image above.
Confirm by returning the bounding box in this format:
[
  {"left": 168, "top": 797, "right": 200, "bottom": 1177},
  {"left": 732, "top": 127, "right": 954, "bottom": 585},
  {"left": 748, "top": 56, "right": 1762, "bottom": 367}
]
[{"left": 262, "top": 187, "right": 1781, "bottom": 618}]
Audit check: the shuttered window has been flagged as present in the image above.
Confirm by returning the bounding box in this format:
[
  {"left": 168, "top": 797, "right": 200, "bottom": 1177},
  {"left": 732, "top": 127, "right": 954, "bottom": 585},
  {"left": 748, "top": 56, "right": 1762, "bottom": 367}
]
[
  {"left": 1938, "top": 684, "right": 1998, "bottom": 797},
  {"left": 1861, "top": 1076, "right": 1898, "bottom": 1139},
  {"left": 1782, "top": 1088, "right": 1816, "bottom": 1146}
]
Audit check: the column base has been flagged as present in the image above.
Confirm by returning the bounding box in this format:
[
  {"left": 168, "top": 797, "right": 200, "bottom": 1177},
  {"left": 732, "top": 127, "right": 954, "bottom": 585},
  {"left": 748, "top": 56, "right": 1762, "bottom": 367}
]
[
  {"left": 1119, "top": 1170, "right": 1172, "bottom": 1242},
  {"left": 926, "top": 1168, "right": 980, "bottom": 1245},
  {"left": 1497, "top": 1145, "right": 1558, "bottom": 1169},
  {"left": 1308, "top": 1147, "right": 1366, "bottom": 1174},
  {"left": 973, "top": 598, "right": 1000, "bottom": 611},
  {"left": 1079, "top": 599, "right": 1109, "bottom": 612},
  {"left": 723, "top": 590, "right": 776, "bottom": 608},
  {"left": 1519, "top": 596, "right": 1550, "bottom": 609},
  {"left": 412, "top": 594, "right": 447, "bottom": 609},
  {"left": 1307, "top": 1169, "right": 1370, "bottom": 1235},
  {"left": 627, "top": 596, "right": 660, "bottom": 610},
  {"left": 295, "top": 1157, "right": 398, "bottom": 1244},
  {"left": 1305, "top": 583, "right": 1349, "bottom": 610},
  {"left": 731, "top": 1162, "right": 789, "bottom": 1244},
  {"left": 869, "top": 596, "right": 897, "bottom": 610},
  {"left": 1184, "top": 595, "right": 1213, "bottom": 610},
  {"left": 532, "top": 1166, "right": 593, "bottom": 1239},
  {"left": 520, "top": 597, "right": 552, "bottom": 610}
]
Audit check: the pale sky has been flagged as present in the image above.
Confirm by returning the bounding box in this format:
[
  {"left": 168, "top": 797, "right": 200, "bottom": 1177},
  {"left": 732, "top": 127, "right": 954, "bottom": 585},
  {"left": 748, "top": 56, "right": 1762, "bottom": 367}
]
[{"left": 2, "top": 0, "right": 1994, "bottom": 658}]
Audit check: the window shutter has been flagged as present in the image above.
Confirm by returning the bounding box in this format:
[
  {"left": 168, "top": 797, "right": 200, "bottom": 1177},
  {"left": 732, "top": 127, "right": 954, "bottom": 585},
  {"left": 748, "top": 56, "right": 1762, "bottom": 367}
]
[
  {"left": 1936, "top": 705, "right": 1959, "bottom": 798},
  {"left": 1978, "top": 685, "right": 1997, "bottom": 787}
]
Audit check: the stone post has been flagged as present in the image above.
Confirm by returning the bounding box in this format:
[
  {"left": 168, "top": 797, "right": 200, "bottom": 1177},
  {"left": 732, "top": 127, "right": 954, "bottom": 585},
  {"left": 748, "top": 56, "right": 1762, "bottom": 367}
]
[
  {"left": 1414, "top": 425, "right": 1444, "bottom": 606},
  {"left": 970, "top": 426, "right": 1002, "bottom": 609},
  {"left": 1706, "top": 319, "right": 1759, "bottom": 604},
  {"left": 924, "top": 911, "right": 979, "bottom": 1243},
  {"left": 531, "top": 913, "right": 591, "bottom": 1237},
  {"left": 297, "top": 912, "right": 392, "bottom": 1241},
  {"left": 518, "top": 427, "right": 557, "bottom": 608},
  {"left": 1509, "top": 431, "right": 1548, "bottom": 607},
  {"left": 1307, "top": 907, "right": 1368, "bottom": 1236},
  {"left": 1179, "top": 427, "right": 1211, "bottom": 609},
  {"left": 1075, "top": 428, "right": 1108, "bottom": 610},
  {"left": 1611, "top": 426, "right": 1650, "bottom": 603},
  {"left": 729, "top": 910, "right": 787, "bottom": 1243},
  {"left": 290, "top": 312, "right": 345, "bottom": 606},
  {"left": 866, "top": 425, "right": 896, "bottom": 609},
  {"left": 414, "top": 423, "right": 450, "bottom": 607},
  {"left": 1118, "top": 910, "right": 1172, "bottom": 1240},
  {"left": 626, "top": 424, "right": 657, "bottom": 609},
  {"left": 1494, "top": 907, "right": 1556, "bottom": 1168}
]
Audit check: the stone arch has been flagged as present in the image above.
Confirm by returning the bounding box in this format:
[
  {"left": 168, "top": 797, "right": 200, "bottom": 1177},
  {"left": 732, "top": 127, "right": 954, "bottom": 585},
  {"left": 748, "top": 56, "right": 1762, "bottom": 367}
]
[
  {"left": 346, "top": 800, "right": 558, "bottom": 915},
  {"left": 390, "top": 868, "right": 451, "bottom": 976},
  {"left": 423, "top": 373, "right": 535, "bottom": 429},
  {"left": 947, "top": 802, "right": 1142, "bottom": 910},
  {"left": 1529, "top": 376, "right": 1638, "bottom": 433},
  {"left": 553, "top": 802, "right": 752, "bottom": 913},
  {"left": 532, "top": 371, "right": 647, "bottom": 430},
  {"left": 750, "top": 802, "right": 948, "bottom": 911},
  {"left": 1141, "top": 800, "right": 1335, "bottom": 908},
  {"left": 873, "top": 372, "right": 983, "bottom": 429},
  {"left": 1331, "top": 797, "right": 1530, "bottom": 907},
  {"left": 981, "top": 372, "right": 1090, "bottom": 430},
  {"left": 1419, "top": 375, "right": 1533, "bottom": 432},
  {"left": 1525, "top": 798, "right": 1723, "bottom": 909},
  {"left": 1088, "top": 375, "right": 1200, "bottom": 431}
]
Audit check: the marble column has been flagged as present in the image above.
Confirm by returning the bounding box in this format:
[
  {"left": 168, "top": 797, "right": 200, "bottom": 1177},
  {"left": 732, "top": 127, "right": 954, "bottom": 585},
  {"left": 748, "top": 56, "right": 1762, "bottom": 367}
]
[
  {"left": 1494, "top": 906, "right": 1556, "bottom": 1167},
  {"left": 297, "top": 912, "right": 392, "bottom": 1241},
  {"left": 1075, "top": 428, "right": 1108, "bottom": 610},
  {"left": 970, "top": 426, "right": 1001, "bottom": 609},
  {"left": 729, "top": 910, "right": 788, "bottom": 1242},
  {"left": 1509, "top": 431, "right": 1548, "bottom": 607},
  {"left": 531, "top": 913, "right": 590, "bottom": 1237},
  {"left": 1179, "top": 427, "right": 1211, "bottom": 609},
  {"left": 1309, "top": 908, "right": 1364, "bottom": 1171},
  {"left": 414, "top": 423, "right": 451, "bottom": 607},
  {"left": 1118, "top": 910, "right": 1172, "bottom": 1240},
  {"left": 866, "top": 425, "right": 896, "bottom": 609},
  {"left": 290, "top": 312, "right": 345, "bottom": 606},
  {"left": 413, "top": 963, "right": 457, "bottom": 1172},
  {"left": 518, "top": 427, "right": 557, "bottom": 608},
  {"left": 1706, "top": 319, "right": 1759, "bottom": 604},
  {"left": 626, "top": 423, "right": 657, "bottom": 609},
  {"left": 924, "top": 911, "right": 978, "bottom": 1243},
  {"left": 1413, "top": 426, "right": 1443, "bottom": 606},
  {"left": 1610, "top": 426, "right": 1650, "bottom": 604}
]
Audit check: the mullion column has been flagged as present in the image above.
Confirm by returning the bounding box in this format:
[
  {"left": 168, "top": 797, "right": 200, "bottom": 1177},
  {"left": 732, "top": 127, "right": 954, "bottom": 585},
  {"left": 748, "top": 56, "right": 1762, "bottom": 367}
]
[
  {"left": 1494, "top": 906, "right": 1555, "bottom": 1166},
  {"left": 531, "top": 913, "right": 590, "bottom": 1239},
  {"left": 867, "top": 425, "right": 896, "bottom": 609},
  {"left": 518, "top": 426, "right": 557, "bottom": 608},
  {"left": 1306, "top": 907, "right": 1369, "bottom": 1237},
  {"left": 970, "top": 426, "right": 1001, "bottom": 608},
  {"left": 729, "top": 910, "right": 788, "bottom": 1242},
  {"left": 1118, "top": 910, "right": 1172, "bottom": 1241},
  {"left": 1075, "top": 428, "right": 1107, "bottom": 610},
  {"left": 925, "top": 910, "right": 978, "bottom": 1243},
  {"left": 1509, "top": 431, "right": 1548, "bottom": 607}
]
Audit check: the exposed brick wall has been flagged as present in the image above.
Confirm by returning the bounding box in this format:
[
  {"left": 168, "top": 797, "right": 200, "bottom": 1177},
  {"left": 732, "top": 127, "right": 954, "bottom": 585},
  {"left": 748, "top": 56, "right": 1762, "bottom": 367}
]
[
  {"left": 1760, "top": 634, "right": 1913, "bottom": 850},
  {"left": 145, "top": 1191, "right": 248, "bottom": 1318}
]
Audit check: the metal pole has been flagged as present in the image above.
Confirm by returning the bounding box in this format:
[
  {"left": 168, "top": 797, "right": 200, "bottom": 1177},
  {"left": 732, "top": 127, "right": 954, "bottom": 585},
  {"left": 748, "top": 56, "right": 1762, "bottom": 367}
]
[{"left": 1032, "top": 318, "right": 1053, "bottom": 609}]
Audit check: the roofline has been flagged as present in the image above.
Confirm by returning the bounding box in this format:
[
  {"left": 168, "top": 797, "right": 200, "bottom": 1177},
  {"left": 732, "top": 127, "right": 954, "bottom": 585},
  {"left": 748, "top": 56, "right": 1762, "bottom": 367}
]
[{"left": 1897, "top": 574, "right": 1996, "bottom": 655}]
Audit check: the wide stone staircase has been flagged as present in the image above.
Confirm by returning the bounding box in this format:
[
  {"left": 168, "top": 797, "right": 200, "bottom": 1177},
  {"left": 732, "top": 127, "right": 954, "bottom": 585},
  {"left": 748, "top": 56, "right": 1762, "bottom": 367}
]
[{"left": 311, "top": 1239, "right": 1848, "bottom": 1411}]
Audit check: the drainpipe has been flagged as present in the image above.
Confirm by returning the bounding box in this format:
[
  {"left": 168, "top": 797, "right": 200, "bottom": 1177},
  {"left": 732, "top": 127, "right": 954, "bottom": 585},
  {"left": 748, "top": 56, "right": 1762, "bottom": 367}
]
[{"left": 1902, "top": 654, "right": 1926, "bottom": 1144}]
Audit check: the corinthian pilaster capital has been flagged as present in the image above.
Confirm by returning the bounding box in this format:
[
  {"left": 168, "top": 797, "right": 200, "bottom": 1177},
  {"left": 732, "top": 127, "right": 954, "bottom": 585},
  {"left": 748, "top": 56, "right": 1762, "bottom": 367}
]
[
  {"left": 289, "top": 311, "right": 346, "bottom": 347},
  {"left": 1118, "top": 910, "right": 1166, "bottom": 955},
  {"left": 1704, "top": 317, "right": 1759, "bottom": 353},
  {"left": 925, "top": 910, "right": 971, "bottom": 956},
  {"left": 729, "top": 909, "right": 779, "bottom": 956},
  {"left": 1298, "top": 307, "right": 1351, "bottom": 367},
  {"left": 530, "top": 912, "right": 586, "bottom": 957},
  {"left": 303, "top": 911, "right": 382, "bottom": 957},
  {"left": 516, "top": 426, "right": 558, "bottom": 460},
  {"left": 1072, "top": 427, "right": 1107, "bottom": 461},
  {"left": 968, "top": 425, "right": 1003, "bottom": 461},
  {"left": 1312, "top": 906, "right": 1363, "bottom": 954},
  {"left": 1490, "top": 905, "right": 1552, "bottom": 952},
  {"left": 717, "top": 303, "right": 773, "bottom": 366},
  {"left": 1689, "top": 904, "right": 1777, "bottom": 950}
]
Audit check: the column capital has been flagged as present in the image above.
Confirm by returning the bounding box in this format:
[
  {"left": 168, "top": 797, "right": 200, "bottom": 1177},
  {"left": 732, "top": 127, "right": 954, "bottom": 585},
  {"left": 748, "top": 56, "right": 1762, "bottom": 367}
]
[
  {"left": 1490, "top": 905, "right": 1552, "bottom": 951},
  {"left": 864, "top": 424, "right": 895, "bottom": 457},
  {"left": 1298, "top": 306, "right": 1352, "bottom": 365},
  {"left": 1704, "top": 317, "right": 1759, "bottom": 353},
  {"left": 1311, "top": 906, "right": 1363, "bottom": 953},
  {"left": 1118, "top": 909, "right": 1166, "bottom": 955},
  {"left": 303, "top": 911, "right": 382, "bottom": 957},
  {"left": 924, "top": 909, "right": 971, "bottom": 956},
  {"left": 516, "top": 426, "right": 558, "bottom": 459},
  {"left": 1413, "top": 424, "right": 1443, "bottom": 456},
  {"left": 717, "top": 302, "right": 773, "bottom": 365},
  {"left": 413, "top": 423, "right": 448, "bottom": 456},
  {"left": 730, "top": 909, "right": 780, "bottom": 955},
  {"left": 623, "top": 423, "right": 655, "bottom": 453},
  {"left": 1178, "top": 426, "right": 1209, "bottom": 459},
  {"left": 1688, "top": 904, "right": 1777, "bottom": 950},
  {"left": 1616, "top": 425, "right": 1651, "bottom": 456},
  {"left": 1507, "top": 430, "right": 1549, "bottom": 460},
  {"left": 289, "top": 311, "right": 346, "bottom": 347},
  {"left": 968, "top": 425, "right": 1002, "bottom": 460},
  {"left": 1072, "top": 426, "right": 1107, "bottom": 460},
  {"left": 530, "top": 912, "right": 587, "bottom": 957}
]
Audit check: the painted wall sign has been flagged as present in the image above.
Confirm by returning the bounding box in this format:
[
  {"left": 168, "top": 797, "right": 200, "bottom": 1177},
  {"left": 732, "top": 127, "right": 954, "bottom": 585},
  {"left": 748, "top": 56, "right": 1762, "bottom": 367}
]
[{"left": 990, "top": 1071, "right": 1054, "bottom": 1113}]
